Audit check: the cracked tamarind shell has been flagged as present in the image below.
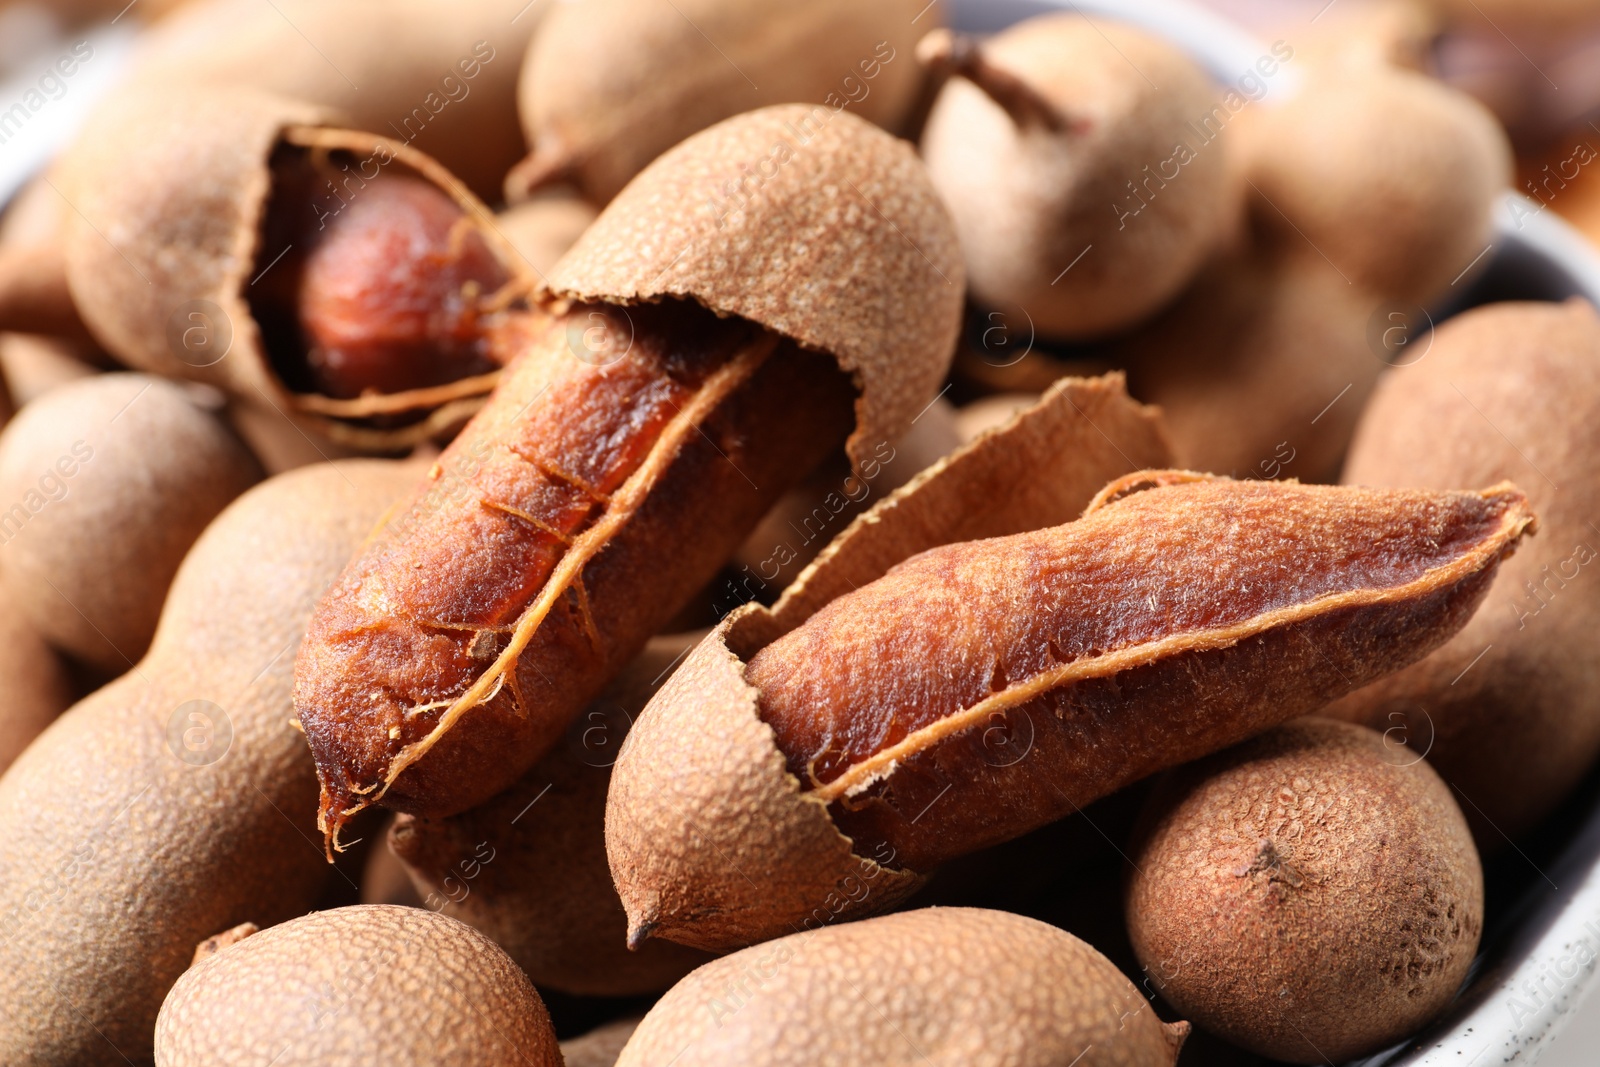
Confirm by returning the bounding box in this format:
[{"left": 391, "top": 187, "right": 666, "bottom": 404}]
[
  {"left": 155, "top": 906, "right": 561, "bottom": 1067},
  {"left": 609, "top": 462, "right": 1533, "bottom": 952},
  {"left": 918, "top": 14, "right": 1236, "bottom": 340},
  {"left": 1329, "top": 299, "right": 1600, "bottom": 842},
  {"left": 615, "top": 907, "right": 1189, "bottom": 1067},
  {"left": 116, "top": 0, "right": 544, "bottom": 203},
  {"left": 57, "top": 87, "right": 531, "bottom": 452},
  {"left": 293, "top": 104, "right": 964, "bottom": 840},
  {"left": 605, "top": 373, "right": 1174, "bottom": 952},
  {"left": 0, "top": 460, "right": 418, "bottom": 1066},
  {"left": 506, "top": 0, "right": 931, "bottom": 205},
  {"left": 1126, "top": 717, "right": 1482, "bottom": 1064},
  {"left": 0, "top": 373, "right": 263, "bottom": 672},
  {"left": 387, "top": 633, "right": 713, "bottom": 996}
]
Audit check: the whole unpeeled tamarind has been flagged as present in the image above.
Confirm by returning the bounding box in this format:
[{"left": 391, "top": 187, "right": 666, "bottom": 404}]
[
  {"left": 1126, "top": 717, "right": 1483, "bottom": 1064},
  {"left": 294, "top": 105, "right": 964, "bottom": 844},
  {"left": 0, "top": 461, "right": 419, "bottom": 1066},
  {"left": 1330, "top": 300, "right": 1600, "bottom": 842},
  {"left": 615, "top": 907, "right": 1189, "bottom": 1067},
  {"left": 506, "top": 0, "right": 930, "bottom": 204},
  {"left": 155, "top": 906, "right": 562, "bottom": 1067}
]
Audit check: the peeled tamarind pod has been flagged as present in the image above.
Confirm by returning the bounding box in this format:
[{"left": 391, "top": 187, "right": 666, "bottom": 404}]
[
  {"left": 606, "top": 374, "right": 1173, "bottom": 951},
  {"left": 610, "top": 470, "right": 1533, "bottom": 950},
  {"left": 57, "top": 88, "right": 532, "bottom": 452},
  {"left": 506, "top": 0, "right": 930, "bottom": 204},
  {"left": 295, "top": 105, "right": 964, "bottom": 843},
  {"left": 1329, "top": 300, "right": 1600, "bottom": 842},
  {"left": 155, "top": 906, "right": 562, "bottom": 1067},
  {"left": 0, "top": 460, "right": 417, "bottom": 1065},
  {"left": 0, "top": 374, "right": 263, "bottom": 671},
  {"left": 387, "top": 632, "right": 713, "bottom": 996},
  {"left": 1238, "top": 62, "right": 1509, "bottom": 304},
  {"left": 616, "top": 907, "right": 1189, "bottom": 1067},
  {"left": 117, "top": 0, "right": 543, "bottom": 201},
  {"left": 918, "top": 15, "right": 1236, "bottom": 340},
  {"left": 750, "top": 473, "right": 1532, "bottom": 869}
]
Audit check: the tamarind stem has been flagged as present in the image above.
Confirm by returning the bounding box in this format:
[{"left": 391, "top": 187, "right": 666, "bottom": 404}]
[{"left": 916, "top": 28, "right": 1070, "bottom": 132}]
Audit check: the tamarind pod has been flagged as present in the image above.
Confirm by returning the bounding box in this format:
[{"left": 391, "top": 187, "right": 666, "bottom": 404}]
[
  {"left": 388, "top": 633, "right": 712, "bottom": 996},
  {"left": 1117, "top": 246, "right": 1382, "bottom": 483},
  {"left": 154, "top": 906, "right": 562, "bottom": 1067},
  {"left": 1330, "top": 300, "right": 1600, "bottom": 842},
  {"left": 57, "top": 88, "right": 526, "bottom": 451},
  {"left": 751, "top": 474, "right": 1534, "bottom": 872},
  {"left": 507, "top": 0, "right": 931, "bottom": 204},
  {"left": 299, "top": 301, "right": 856, "bottom": 838},
  {"left": 120, "top": 0, "right": 544, "bottom": 201},
  {"left": 614, "top": 907, "right": 1188, "bottom": 1067},
  {"left": 604, "top": 374, "right": 1172, "bottom": 952},
  {"left": 0, "top": 461, "right": 417, "bottom": 1066},
  {"left": 610, "top": 471, "right": 1534, "bottom": 951},
  {"left": 295, "top": 105, "right": 964, "bottom": 841}
]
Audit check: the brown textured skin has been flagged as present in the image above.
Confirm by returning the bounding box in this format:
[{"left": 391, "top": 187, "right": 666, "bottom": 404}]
[
  {"left": 920, "top": 15, "right": 1235, "bottom": 340},
  {"left": 1329, "top": 300, "right": 1600, "bottom": 841},
  {"left": 298, "top": 105, "right": 961, "bottom": 833},
  {"left": 118, "top": 0, "right": 543, "bottom": 201},
  {"left": 0, "top": 373, "right": 262, "bottom": 671},
  {"left": 154, "top": 906, "right": 561, "bottom": 1066},
  {"left": 511, "top": 0, "right": 930, "bottom": 204},
  {"left": 605, "top": 377, "right": 1172, "bottom": 951},
  {"left": 548, "top": 104, "right": 965, "bottom": 468},
  {"left": 1117, "top": 244, "right": 1381, "bottom": 484},
  {"left": 0, "top": 461, "right": 416, "bottom": 1066},
  {"left": 297, "top": 303, "right": 856, "bottom": 832},
  {"left": 59, "top": 88, "right": 522, "bottom": 451},
  {"left": 747, "top": 474, "right": 1533, "bottom": 873},
  {"left": 616, "top": 907, "right": 1188, "bottom": 1067},
  {"left": 1240, "top": 64, "right": 1509, "bottom": 304},
  {"left": 1126, "top": 718, "right": 1483, "bottom": 1063},
  {"left": 0, "top": 596, "right": 72, "bottom": 774},
  {"left": 389, "top": 634, "right": 712, "bottom": 995}
]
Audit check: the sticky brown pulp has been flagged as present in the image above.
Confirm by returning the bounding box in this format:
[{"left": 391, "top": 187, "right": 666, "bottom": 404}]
[
  {"left": 745, "top": 478, "right": 1534, "bottom": 870},
  {"left": 251, "top": 146, "right": 510, "bottom": 400},
  {"left": 297, "top": 297, "right": 858, "bottom": 832}
]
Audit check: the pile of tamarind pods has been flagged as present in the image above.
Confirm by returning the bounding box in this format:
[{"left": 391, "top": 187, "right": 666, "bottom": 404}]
[{"left": 0, "top": 1, "right": 1596, "bottom": 1064}]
